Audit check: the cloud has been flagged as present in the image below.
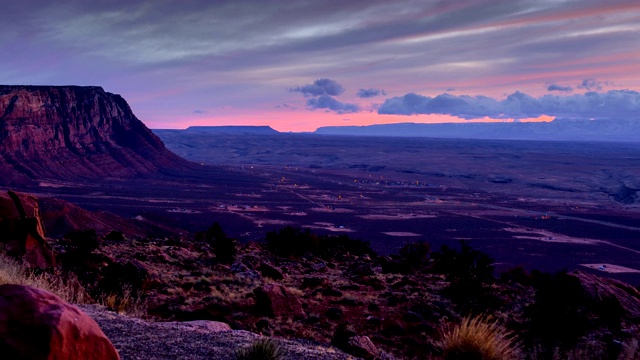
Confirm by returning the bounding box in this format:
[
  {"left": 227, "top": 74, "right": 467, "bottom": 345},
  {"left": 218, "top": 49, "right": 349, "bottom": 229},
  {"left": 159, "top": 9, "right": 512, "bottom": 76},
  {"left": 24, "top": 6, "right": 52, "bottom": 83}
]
[
  {"left": 378, "top": 90, "right": 640, "bottom": 120},
  {"left": 577, "top": 78, "right": 614, "bottom": 92},
  {"left": 547, "top": 83, "right": 572, "bottom": 92},
  {"left": 356, "top": 88, "right": 386, "bottom": 98},
  {"left": 307, "top": 95, "right": 359, "bottom": 114},
  {"left": 277, "top": 103, "right": 299, "bottom": 110},
  {"left": 290, "top": 78, "right": 345, "bottom": 97},
  {"left": 192, "top": 109, "right": 207, "bottom": 114}
]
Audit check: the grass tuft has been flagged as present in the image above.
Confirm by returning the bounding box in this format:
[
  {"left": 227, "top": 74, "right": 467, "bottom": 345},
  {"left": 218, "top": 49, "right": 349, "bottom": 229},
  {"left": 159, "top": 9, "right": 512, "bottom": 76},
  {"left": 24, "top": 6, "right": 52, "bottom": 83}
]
[
  {"left": 235, "top": 338, "right": 285, "bottom": 360},
  {"left": 100, "top": 286, "right": 147, "bottom": 317},
  {"left": 0, "top": 252, "right": 88, "bottom": 304},
  {"left": 439, "top": 314, "right": 520, "bottom": 360}
]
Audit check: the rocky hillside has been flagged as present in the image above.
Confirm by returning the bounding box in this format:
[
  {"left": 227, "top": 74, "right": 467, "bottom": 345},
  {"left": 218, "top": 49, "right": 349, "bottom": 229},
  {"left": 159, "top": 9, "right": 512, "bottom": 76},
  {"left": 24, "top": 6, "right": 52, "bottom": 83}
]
[{"left": 0, "top": 85, "right": 190, "bottom": 184}]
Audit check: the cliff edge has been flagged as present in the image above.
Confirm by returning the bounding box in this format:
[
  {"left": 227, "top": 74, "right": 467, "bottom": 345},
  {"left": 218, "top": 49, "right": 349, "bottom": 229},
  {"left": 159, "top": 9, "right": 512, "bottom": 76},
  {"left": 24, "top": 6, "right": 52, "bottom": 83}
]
[{"left": 0, "top": 85, "right": 190, "bottom": 183}]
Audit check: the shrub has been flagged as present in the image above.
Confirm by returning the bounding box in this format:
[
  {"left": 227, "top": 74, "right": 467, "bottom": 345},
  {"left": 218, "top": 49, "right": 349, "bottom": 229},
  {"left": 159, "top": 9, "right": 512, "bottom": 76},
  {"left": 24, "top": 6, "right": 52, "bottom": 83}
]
[
  {"left": 206, "top": 222, "right": 237, "bottom": 264},
  {"left": 266, "top": 226, "right": 316, "bottom": 258},
  {"left": 331, "top": 323, "right": 356, "bottom": 351},
  {"left": 100, "top": 286, "right": 146, "bottom": 317},
  {"left": 431, "top": 241, "right": 497, "bottom": 312},
  {"left": 64, "top": 229, "right": 101, "bottom": 254},
  {"left": 398, "top": 240, "right": 430, "bottom": 270},
  {"left": 431, "top": 240, "right": 494, "bottom": 282},
  {"left": 499, "top": 266, "right": 532, "bottom": 286},
  {"left": 439, "top": 315, "right": 520, "bottom": 360},
  {"left": 235, "top": 338, "right": 285, "bottom": 360},
  {"left": 524, "top": 270, "right": 590, "bottom": 349},
  {"left": 265, "top": 226, "right": 374, "bottom": 259},
  {"left": 104, "top": 230, "right": 125, "bottom": 241}
]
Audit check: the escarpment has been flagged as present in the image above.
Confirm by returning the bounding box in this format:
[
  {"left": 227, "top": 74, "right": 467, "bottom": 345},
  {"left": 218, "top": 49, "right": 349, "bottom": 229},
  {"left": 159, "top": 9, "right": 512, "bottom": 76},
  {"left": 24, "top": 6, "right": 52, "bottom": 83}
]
[{"left": 0, "top": 85, "right": 191, "bottom": 183}]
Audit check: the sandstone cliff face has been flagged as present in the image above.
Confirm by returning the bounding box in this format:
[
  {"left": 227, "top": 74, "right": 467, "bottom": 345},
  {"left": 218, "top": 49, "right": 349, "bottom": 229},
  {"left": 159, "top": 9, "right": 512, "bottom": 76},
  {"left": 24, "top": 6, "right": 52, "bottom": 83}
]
[
  {"left": 0, "top": 190, "right": 54, "bottom": 268},
  {"left": 0, "top": 85, "right": 189, "bottom": 182}
]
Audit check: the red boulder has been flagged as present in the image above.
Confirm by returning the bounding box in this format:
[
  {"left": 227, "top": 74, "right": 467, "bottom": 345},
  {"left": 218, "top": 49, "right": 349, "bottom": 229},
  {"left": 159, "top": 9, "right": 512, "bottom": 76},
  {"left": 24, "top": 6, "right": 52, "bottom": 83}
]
[
  {"left": 0, "top": 284, "right": 120, "bottom": 360},
  {"left": 254, "top": 284, "right": 305, "bottom": 318},
  {"left": 0, "top": 190, "right": 55, "bottom": 269}
]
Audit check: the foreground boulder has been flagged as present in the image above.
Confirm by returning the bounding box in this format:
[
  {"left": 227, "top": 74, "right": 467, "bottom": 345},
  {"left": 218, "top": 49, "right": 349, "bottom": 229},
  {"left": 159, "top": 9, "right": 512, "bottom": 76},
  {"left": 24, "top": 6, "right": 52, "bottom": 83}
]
[
  {"left": 254, "top": 284, "right": 305, "bottom": 318},
  {"left": 0, "top": 190, "right": 54, "bottom": 268},
  {"left": 0, "top": 284, "right": 120, "bottom": 360}
]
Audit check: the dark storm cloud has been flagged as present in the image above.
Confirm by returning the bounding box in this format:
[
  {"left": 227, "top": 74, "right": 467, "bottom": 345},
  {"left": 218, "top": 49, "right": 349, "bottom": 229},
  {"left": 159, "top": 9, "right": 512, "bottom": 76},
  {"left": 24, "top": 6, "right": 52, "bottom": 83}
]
[
  {"left": 356, "top": 88, "right": 386, "bottom": 98},
  {"left": 290, "top": 79, "right": 345, "bottom": 97},
  {"left": 547, "top": 83, "right": 573, "bottom": 92},
  {"left": 306, "top": 95, "right": 359, "bottom": 114},
  {"left": 378, "top": 90, "right": 640, "bottom": 120}
]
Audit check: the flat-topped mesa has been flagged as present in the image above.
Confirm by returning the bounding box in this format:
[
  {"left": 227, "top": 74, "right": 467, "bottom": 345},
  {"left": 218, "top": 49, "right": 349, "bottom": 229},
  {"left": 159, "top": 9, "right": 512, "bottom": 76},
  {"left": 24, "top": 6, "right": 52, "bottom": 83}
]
[{"left": 0, "top": 85, "right": 190, "bottom": 183}]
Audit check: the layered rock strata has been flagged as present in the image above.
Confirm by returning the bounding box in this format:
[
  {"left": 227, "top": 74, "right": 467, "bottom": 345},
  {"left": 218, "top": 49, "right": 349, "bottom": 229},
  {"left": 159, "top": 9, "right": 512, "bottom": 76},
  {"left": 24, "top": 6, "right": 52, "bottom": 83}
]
[{"left": 0, "top": 85, "right": 189, "bottom": 183}]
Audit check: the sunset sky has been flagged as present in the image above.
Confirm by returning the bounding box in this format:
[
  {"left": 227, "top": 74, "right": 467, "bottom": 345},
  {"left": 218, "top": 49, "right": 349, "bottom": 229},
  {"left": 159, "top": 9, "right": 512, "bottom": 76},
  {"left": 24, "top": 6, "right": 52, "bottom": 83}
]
[{"left": 2, "top": 1, "right": 640, "bottom": 132}]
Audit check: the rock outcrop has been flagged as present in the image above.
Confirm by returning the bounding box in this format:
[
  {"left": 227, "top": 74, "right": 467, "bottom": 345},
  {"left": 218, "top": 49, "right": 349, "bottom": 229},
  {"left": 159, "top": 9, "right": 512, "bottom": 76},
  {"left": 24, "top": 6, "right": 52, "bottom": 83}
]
[
  {"left": 0, "top": 284, "right": 120, "bottom": 360},
  {"left": 253, "top": 284, "right": 305, "bottom": 318},
  {"left": 0, "top": 85, "right": 190, "bottom": 183},
  {"left": 0, "top": 190, "right": 54, "bottom": 268},
  {"left": 81, "top": 304, "right": 354, "bottom": 360},
  {"left": 571, "top": 270, "right": 640, "bottom": 319}
]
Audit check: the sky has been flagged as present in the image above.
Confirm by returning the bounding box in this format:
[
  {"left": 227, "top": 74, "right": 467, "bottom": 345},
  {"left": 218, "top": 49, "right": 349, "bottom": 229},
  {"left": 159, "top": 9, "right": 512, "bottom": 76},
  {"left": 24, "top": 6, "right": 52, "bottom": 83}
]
[{"left": 2, "top": 0, "right": 640, "bottom": 132}]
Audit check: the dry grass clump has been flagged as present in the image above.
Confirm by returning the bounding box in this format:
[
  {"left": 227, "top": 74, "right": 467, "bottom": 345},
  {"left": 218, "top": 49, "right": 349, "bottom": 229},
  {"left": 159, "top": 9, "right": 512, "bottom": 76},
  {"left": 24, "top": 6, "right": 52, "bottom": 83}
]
[
  {"left": 235, "top": 338, "right": 285, "bottom": 360},
  {"left": 439, "top": 314, "right": 521, "bottom": 360},
  {"left": 100, "top": 286, "right": 147, "bottom": 317},
  {"left": 0, "top": 252, "right": 88, "bottom": 304}
]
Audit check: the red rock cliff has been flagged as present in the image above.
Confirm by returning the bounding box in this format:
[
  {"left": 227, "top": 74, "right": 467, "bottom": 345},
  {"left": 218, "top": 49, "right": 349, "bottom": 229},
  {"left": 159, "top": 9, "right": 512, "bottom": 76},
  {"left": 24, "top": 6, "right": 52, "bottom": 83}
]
[{"left": 0, "top": 85, "right": 190, "bottom": 182}]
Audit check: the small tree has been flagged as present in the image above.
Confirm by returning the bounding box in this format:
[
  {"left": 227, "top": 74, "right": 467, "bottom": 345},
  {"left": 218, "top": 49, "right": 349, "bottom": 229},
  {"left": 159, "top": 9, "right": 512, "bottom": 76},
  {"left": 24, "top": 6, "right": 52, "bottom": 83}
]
[
  {"left": 206, "top": 222, "right": 236, "bottom": 264},
  {"left": 398, "top": 241, "right": 430, "bottom": 270},
  {"left": 431, "top": 241, "right": 497, "bottom": 313}
]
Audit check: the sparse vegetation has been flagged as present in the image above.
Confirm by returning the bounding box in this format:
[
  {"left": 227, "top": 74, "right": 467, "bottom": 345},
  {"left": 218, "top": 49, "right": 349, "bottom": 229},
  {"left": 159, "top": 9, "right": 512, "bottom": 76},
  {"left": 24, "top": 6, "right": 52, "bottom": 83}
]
[
  {"left": 439, "top": 315, "right": 521, "bottom": 360},
  {"left": 0, "top": 251, "right": 88, "bottom": 303},
  {"left": 100, "top": 286, "right": 147, "bottom": 317},
  {"left": 235, "top": 338, "right": 285, "bottom": 360}
]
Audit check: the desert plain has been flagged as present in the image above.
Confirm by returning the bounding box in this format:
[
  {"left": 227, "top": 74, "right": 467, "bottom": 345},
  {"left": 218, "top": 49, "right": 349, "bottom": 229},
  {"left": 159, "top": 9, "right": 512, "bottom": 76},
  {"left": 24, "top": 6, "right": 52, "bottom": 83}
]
[{"left": 16, "top": 130, "right": 640, "bottom": 284}]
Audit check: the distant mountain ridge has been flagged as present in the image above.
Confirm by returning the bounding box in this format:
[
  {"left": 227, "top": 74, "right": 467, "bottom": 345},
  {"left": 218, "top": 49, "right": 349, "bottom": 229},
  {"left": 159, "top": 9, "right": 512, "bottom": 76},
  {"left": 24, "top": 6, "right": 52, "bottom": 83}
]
[
  {"left": 183, "top": 126, "right": 278, "bottom": 134},
  {"left": 0, "top": 85, "right": 190, "bottom": 184},
  {"left": 315, "top": 119, "right": 640, "bottom": 141}
]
